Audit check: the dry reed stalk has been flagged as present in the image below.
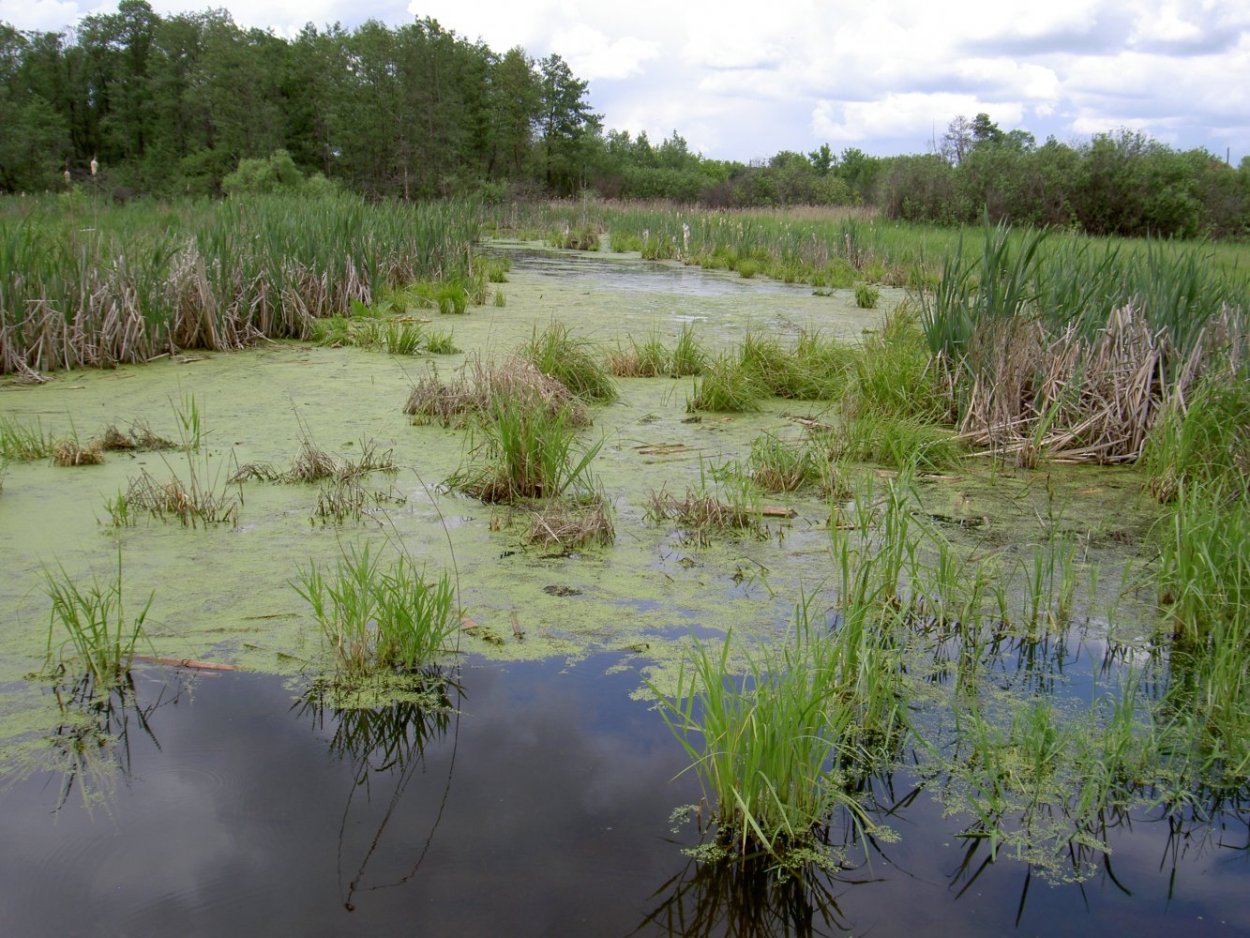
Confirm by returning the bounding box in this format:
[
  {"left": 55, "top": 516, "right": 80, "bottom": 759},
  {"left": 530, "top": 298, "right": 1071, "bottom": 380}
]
[
  {"left": 405, "top": 357, "right": 589, "bottom": 427},
  {"left": 53, "top": 439, "right": 104, "bottom": 466},
  {"left": 524, "top": 497, "right": 615, "bottom": 548},
  {"left": 950, "top": 304, "right": 1249, "bottom": 464}
]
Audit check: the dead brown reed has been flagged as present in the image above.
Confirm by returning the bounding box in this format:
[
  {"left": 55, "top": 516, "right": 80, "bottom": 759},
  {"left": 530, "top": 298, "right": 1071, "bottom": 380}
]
[
  {"left": 122, "top": 468, "right": 239, "bottom": 527},
  {"left": 948, "top": 305, "right": 1249, "bottom": 464},
  {"left": 93, "top": 420, "right": 175, "bottom": 453},
  {"left": 231, "top": 438, "right": 397, "bottom": 485},
  {"left": 523, "top": 495, "right": 615, "bottom": 548},
  {"left": 97, "top": 426, "right": 135, "bottom": 451},
  {"left": 52, "top": 439, "right": 104, "bottom": 466},
  {"left": 646, "top": 486, "right": 762, "bottom": 542},
  {"left": 404, "top": 357, "right": 589, "bottom": 428}
]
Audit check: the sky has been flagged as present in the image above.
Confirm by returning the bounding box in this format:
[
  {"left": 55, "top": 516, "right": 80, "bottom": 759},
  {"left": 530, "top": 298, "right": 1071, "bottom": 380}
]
[{"left": 4, "top": 0, "right": 1249, "bottom": 163}]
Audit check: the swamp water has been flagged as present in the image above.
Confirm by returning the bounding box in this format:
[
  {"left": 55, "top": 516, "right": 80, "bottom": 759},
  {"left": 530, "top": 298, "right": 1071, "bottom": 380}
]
[{"left": 0, "top": 244, "right": 1245, "bottom": 935}]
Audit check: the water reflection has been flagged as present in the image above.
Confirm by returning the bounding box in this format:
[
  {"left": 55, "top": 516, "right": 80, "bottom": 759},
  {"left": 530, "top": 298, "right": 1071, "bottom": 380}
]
[
  {"left": 632, "top": 854, "right": 854, "bottom": 938},
  {"left": 46, "top": 670, "right": 178, "bottom": 811},
  {"left": 294, "top": 672, "right": 460, "bottom": 913}
]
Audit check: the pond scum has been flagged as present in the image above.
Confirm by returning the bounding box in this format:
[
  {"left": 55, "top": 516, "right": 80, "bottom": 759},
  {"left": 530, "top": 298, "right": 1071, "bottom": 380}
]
[{"left": 5, "top": 194, "right": 1250, "bottom": 900}]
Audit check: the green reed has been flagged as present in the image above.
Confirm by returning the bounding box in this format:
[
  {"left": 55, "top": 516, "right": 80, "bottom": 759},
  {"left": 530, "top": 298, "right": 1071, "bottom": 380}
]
[
  {"left": 44, "top": 551, "right": 152, "bottom": 689},
  {"left": 294, "top": 544, "right": 457, "bottom": 678}
]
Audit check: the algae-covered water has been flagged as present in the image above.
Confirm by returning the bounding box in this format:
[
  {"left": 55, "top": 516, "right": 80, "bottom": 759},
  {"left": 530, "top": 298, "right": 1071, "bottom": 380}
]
[{"left": 0, "top": 244, "right": 1244, "bottom": 935}]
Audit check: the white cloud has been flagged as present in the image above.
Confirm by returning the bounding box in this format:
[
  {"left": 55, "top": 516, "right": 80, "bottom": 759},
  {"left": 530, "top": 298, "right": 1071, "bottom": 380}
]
[
  {"left": 1, "top": 0, "right": 93, "bottom": 31},
  {"left": 550, "top": 24, "right": 658, "bottom": 80},
  {"left": 812, "top": 93, "right": 1024, "bottom": 144}
]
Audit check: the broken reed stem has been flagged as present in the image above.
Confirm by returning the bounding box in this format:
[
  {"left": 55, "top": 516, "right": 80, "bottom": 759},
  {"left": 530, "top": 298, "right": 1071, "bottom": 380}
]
[{"left": 946, "top": 304, "right": 1248, "bottom": 464}]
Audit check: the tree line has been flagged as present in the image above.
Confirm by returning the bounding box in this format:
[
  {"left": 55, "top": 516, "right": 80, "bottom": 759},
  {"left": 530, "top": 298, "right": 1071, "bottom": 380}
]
[{"left": 3, "top": 1, "right": 1248, "bottom": 239}]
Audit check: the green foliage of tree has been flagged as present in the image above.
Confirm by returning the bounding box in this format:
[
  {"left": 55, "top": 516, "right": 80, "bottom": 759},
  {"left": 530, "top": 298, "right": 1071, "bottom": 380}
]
[
  {"left": 1, "top": 1, "right": 1248, "bottom": 239},
  {"left": 222, "top": 148, "right": 307, "bottom": 194}
]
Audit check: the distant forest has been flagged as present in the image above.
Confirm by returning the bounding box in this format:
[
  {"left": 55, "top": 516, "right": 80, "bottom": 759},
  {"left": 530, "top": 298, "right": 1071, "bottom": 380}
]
[{"left": 3, "top": 0, "right": 1249, "bottom": 239}]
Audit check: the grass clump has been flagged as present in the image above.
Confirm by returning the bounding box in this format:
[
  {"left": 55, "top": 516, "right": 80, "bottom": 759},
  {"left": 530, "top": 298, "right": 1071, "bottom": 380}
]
[
  {"left": 233, "top": 437, "right": 398, "bottom": 487},
  {"left": 450, "top": 393, "right": 602, "bottom": 503},
  {"left": 44, "top": 552, "right": 152, "bottom": 690},
  {"left": 607, "top": 333, "right": 669, "bottom": 378},
  {"left": 647, "top": 468, "right": 765, "bottom": 544},
  {"left": 670, "top": 325, "right": 708, "bottom": 377},
  {"left": 92, "top": 419, "right": 175, "bottom": 453},
  {"left": 652, "top": 600, "right": 898, "bottom": 868},
  {"left": 294, "top": 545, "right": 457, "bottom": 679},
  {"left": 114, "top": 456, "right": 241, "bottom": 528},
  {"left": 424, "top": 328, "right": 459, "bottom": 354},
  {"left": 854, "top": 283, "right": 880, "bottom": 309},
  {"left": 522, "top": 322, "right": 618, "bottom": 404},
  {"left": 1142, "top": 373, "right": 1250, "bottom": 502},
  {"left": 52, "top": 438, "right": 105, "bottom": 466},
  {"left": 606, "top": 325, "right": 708, "bottom": 379},
  {"left": 405, "top": 358, "right": 588, "bottom": 429},
  {"left": 522, "top": 494, "right": 615, "bottom": 549},
  {"left": 550, "top": 225, "right": 601, "bottom": 251},
  {"left": 825, "top": 413, "right": 963, "bottom": 472},
  {"left": 0, "top": 416, "right": 55, "bottom": 461},
  {"left": 688, "top": 354, "right": 764, "bottom": 413},
  {"left": 747, "top": 434, "right": 829, "bottom": 493},
  {"left": 843, "top": 306, "right": 947, "bottom": 423}
]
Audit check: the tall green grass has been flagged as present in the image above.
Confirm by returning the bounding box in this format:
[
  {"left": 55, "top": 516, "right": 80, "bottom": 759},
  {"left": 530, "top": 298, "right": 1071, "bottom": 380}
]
[
  {"left": 651, "top": 608, "right": 889, "bottom": 868},
  {"left": 294, "top": 544, "right": 457, "bottom": 678},
  {"left": 44, "top": 552, "right": 152, "bottom": 689},
  {"left": 450, "top": 392, "right": 603, "bottom": 502},
  {"left": 521, "top": 322, "right": 618, "bottom": 403}
]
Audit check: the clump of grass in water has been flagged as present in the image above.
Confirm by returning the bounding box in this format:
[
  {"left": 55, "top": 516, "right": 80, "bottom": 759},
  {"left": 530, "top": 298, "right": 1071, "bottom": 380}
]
[
  {"left": 52, "top": 438, "right": 105, "bottom": 466},
  {"left": 0, "top": 416, "right": 55, "bottom": 461},
  {"left": 854, "top": 283, "right": 879, "bottom": 309},
  {"left": 112, "top": 453, "right": 241, "bottom": 528},
  {"left": 688, "top": 354, "right": 764, "bottom": 413},
  {"left": 294, "top": 545, "right": 457, "bottom": 678},
  {"left": 606, "top": 325, "right": 708, "bottom": 379},
  {"left": 44, "top": 551, "right": 152, "bottom": 690},
  {"left": 232, "top": 437, "right": 397, "bottom": 486},
  {"left": 405, "top": 357, "right": 588, "bottom": 429},
  {"left": 646, "top": 464, "right": 765, "bottom": 544},
  {"left": 606, "top": 333, "right": 669, "bottom": 378},
  {"left": 747, "top": 434, "right": 827, "bottom": 494},
  {"left": 173, "top": 393, "right": 204, "bottom": 451},
  {"left": 652, "top": 598, "right": 899, "bottom": 869},
  {"left": 521, "top": 493, "right": 615, "bottom": 549},
  {"left": 670, "top": 324, "right": 708, "bottom": 377},
  {"left": 449, "top": 393, "right": 603, "bottom": 503},
  {"left": 522, "top": 322, "right": 618, "bottom": 404},
  {"left": 424, "top": 328, "right": 459, "bottom": 354}
]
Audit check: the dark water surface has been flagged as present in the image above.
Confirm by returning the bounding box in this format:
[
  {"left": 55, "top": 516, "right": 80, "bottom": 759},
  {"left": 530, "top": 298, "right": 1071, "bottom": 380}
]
[{"left": 1, "top": 656, "right": 1246, "bottom": 937}]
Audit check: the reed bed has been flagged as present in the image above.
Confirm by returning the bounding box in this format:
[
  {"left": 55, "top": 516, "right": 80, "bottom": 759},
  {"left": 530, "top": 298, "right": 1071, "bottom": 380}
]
[
  {"left": 0, "top": 194, "right": 480, "bottom": 377},
  {"left": 922, "top": 225, "right": 1250, "bottom": 463}
]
